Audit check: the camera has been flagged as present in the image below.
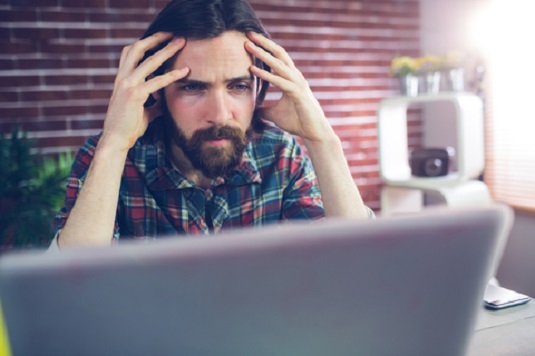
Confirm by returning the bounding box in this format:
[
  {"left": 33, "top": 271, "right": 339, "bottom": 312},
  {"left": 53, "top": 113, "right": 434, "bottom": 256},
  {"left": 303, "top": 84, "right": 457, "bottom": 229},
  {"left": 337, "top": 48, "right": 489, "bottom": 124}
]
[{"left": 409, "top": 148, "right": 452, "bottom": 177}]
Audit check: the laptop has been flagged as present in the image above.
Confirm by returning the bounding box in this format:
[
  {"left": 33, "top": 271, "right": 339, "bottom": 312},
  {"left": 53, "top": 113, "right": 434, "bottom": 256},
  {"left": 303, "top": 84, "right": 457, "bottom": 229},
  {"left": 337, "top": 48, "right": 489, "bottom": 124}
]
[{"left": 0, "top": 204, "right": 512, "bottom": 356}]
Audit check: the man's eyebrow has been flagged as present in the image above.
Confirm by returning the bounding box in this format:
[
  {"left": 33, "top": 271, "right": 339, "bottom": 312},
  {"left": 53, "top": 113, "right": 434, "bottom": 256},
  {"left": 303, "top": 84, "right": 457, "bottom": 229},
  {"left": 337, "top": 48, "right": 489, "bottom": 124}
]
[
  {"left": 226, "top": 75, "right": 254, "bottom": 83},
  {"left": 174, "top": 75, "right": 254, "bottom": 85},
  {"left": 174, "top": 78, "right": 206, "bottom": 85}
]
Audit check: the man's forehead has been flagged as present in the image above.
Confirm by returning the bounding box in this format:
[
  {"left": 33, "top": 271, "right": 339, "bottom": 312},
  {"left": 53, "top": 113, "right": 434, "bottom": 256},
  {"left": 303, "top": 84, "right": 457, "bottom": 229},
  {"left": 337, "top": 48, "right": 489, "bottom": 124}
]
[{"left": 169, "top": 31, "right": 254, "bottom": 78}]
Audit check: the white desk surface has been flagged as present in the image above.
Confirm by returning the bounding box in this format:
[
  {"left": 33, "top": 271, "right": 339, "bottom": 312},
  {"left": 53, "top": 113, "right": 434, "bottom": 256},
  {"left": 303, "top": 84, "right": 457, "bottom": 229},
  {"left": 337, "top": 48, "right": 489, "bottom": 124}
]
[{"left": 468, "top": 300, "right": 535, "bottom": 355}]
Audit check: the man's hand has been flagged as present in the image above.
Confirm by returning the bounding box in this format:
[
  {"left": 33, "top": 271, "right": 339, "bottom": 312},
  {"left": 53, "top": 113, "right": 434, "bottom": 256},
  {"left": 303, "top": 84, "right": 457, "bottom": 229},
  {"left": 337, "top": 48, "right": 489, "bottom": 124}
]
[
  {"left": 245, "top": 32, "right": 369, "bottom": 219},
  {"left": 245, "top": 32, "right": 335, "bottom": 143},
  {"left": 101, "top": 32, "right": 189, "bottom": 151},
  {"left": 58, "top": 33, "right": 190, "bottom": 248}
]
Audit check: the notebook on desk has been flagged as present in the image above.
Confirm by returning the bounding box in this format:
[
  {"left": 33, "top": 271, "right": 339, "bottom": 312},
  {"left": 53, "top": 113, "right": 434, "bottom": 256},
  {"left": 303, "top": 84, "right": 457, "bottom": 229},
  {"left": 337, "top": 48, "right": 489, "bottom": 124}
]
[{"left": 0, "top": 204, "right": 513, "bottom": 356}]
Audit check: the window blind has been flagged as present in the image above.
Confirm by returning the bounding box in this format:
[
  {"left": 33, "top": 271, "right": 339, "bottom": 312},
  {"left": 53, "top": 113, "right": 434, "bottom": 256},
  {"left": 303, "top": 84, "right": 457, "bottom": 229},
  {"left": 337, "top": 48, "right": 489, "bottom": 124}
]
[{"left": 483, "top": 0, "right": 535, "bottom": 212}]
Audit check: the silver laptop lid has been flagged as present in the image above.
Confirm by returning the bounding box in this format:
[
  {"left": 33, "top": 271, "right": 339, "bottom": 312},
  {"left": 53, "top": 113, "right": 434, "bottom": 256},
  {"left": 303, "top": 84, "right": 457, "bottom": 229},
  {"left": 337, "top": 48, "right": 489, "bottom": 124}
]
[{"left": 0, "top": 204, "right": 512, "bottom": 356}]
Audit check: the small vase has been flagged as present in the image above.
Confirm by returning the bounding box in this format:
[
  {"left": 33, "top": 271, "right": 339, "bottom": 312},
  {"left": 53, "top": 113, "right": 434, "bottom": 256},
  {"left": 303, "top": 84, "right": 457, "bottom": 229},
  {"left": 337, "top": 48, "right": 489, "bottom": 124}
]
[
  {"left": 425, "top": 71, "right": 441, "bottom": 94},
  {"left": 445, "top": 68, "right": 464, "bottom": 92},
  {"left": 399, "top": 74, "right": 418, "bottom": 96}
]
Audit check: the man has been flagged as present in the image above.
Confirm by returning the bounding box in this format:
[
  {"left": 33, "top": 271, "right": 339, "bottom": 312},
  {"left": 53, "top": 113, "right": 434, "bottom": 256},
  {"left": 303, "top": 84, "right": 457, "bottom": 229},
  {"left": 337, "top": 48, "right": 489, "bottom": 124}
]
[{"left": 52, "top": 0, "right": 373, "bottom": 249}]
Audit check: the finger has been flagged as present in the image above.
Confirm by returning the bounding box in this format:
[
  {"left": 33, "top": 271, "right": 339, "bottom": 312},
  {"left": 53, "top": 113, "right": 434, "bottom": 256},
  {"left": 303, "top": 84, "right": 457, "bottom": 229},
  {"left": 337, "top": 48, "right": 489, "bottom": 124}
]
[
  {"left": 132, "top": 37, "right": 186, "bottom": 82},
  {"left": 247, "top": 32, "right": 295, "bottom": 68},
  {"left": 115, "top": 45, "right": 132, "bottom": 84},
  {"left": 118, "top": 45, "right": 131, "bottom": 70},
  {"left": 245, "top": 40, "right": 295, "bottom": 80},
  {"left": 143, "top": 67, "right": 190, "bottom": 95},
  {"left": 121, "top": 32, "right": 175, "bottom": 73},
  {"left": 249, "top": 64, "right": 294, "bottom": 93}
]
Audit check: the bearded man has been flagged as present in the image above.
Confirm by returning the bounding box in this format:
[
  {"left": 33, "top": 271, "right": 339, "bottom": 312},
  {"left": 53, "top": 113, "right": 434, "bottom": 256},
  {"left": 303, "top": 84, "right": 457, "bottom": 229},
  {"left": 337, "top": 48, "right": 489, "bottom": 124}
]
[{"left": 52, "top": 0, "right": 373, "bottom": 249}]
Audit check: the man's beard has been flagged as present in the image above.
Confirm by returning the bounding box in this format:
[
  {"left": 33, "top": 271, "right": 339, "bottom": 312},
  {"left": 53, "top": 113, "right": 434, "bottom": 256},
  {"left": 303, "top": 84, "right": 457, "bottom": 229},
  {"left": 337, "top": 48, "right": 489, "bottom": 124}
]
[{"left": 167, "top": 118, "right": 252, "bottom": 179}]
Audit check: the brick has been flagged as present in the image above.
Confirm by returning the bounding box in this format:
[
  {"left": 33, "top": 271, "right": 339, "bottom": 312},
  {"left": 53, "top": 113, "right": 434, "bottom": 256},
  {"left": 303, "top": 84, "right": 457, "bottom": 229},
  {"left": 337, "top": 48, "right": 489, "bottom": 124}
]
[
  {"left": 65, "top": 58, "right": 112, "bottom": 69},
  {"left": 0, "top": 27, "right": 10, "bottom": 39},
  {"left": 18, "top": 120, "right": 68, "bottom": 132},
  {"left": 36, "top": 135, "right": 87, "bottom": 148},
  {"left": 109, "top": 28, "right": 145, "bottom": 39},
  {"left": 17, "top": 58, "right": 64, "bottom": 70},
  {"left": 20, "top": 90, "right": 69, "bottom": 101},
  {"left": 40, "top": 42, "right": 86, "bottom": 54},
  {"left": 39, "top": 10, "right": 87, "bottom": 22},
  {"left": 0, "top": 122, "right": 20, "bottom": 134},
  {"left": 71, "top": 119, "right": 103, "bottom": 130},
  {"left": 69, "top": 89, "right": 112, "bottom": 100},
  {"left": 12, "top": 27, "right": 61, "bottom": 40},
  {"left": 9, "top": 0, "right": 58, "bottom": 7},
  {"left": 0, "top": 90, "right": 19, "bottom": 102},
  {"left": 43, "top": 75, "right": 89, "bottom": 86},
  {"left": 42, "top": 105, "right": 89, "bottom": 116},
  {"left": 86, "top": 43, "right": 128, "bottom": 54},
  {"left": 61, "top": 0, "right": 106, "bottom": 8},
  {"left": 0, "top": 9, "right": 38, "bottom": 22},
  {"left": 0, "top": 59, "right": 15, "bottom": 70},
  {"left": 62, "top": 28, "right": 107, "bottom": 40},
  {"left": 91, "top": 74, "right": 115, "bottom": 85},
  {"left": 0, "top": 106, "right": 40, "bottom": 119},
  {"left": 109, "top": 0, "right": 150, "bottom": 8},
  {"left": 88, "top": 11, "right": 155, "bottom": 23},
  {"left": 0, "top": 76, "right": 40, "bottom": 88},
  {"left": 153, "top": 0, "right": 168, "bottom": 10},
  {"left": 88, "top": 103, "right": 108, "bottom": 114}
]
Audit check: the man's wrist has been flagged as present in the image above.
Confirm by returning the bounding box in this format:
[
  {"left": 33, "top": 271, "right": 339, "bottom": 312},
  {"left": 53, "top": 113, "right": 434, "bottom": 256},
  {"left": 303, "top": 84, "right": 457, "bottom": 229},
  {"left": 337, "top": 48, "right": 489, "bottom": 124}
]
[
  {"left": 97, "top": 132, "right": 132, "bottom": 156},
  {"left": 303, "top": 131, "right": 342, "bottom": 153}
]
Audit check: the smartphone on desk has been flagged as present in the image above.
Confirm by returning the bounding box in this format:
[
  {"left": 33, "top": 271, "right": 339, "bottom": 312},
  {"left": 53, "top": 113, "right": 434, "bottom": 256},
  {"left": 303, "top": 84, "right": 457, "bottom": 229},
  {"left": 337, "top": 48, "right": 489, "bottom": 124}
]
[{"left": 484, "top": 283, "right": 532, "bottom": 310}]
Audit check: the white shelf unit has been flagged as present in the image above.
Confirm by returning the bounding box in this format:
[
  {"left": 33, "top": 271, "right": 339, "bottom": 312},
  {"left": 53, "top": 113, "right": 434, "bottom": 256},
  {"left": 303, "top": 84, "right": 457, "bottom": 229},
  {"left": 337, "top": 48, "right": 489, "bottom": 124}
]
[{"left": 377, "top": 93, "right": 491, "bottom": 215}]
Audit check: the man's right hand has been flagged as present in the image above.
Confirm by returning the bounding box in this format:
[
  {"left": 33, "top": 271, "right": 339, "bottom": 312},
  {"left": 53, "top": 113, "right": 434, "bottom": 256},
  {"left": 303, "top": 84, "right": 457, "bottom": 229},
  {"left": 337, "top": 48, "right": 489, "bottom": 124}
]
[
  {"left": 100, "top": 32, "right": 189, "bottom": 151},
  {"left": 57, "top": 33, "right": 189, "bottom": 249}
]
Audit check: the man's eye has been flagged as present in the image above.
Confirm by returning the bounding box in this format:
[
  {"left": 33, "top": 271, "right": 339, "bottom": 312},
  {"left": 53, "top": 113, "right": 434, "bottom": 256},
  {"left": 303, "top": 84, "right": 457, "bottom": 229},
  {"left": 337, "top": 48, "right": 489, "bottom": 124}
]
[
  {"left": 181, "top": 84, "right": 203, "bottom": 92},
  {"left": 232, "top": 83, "right": 251, "bottom": 91}
]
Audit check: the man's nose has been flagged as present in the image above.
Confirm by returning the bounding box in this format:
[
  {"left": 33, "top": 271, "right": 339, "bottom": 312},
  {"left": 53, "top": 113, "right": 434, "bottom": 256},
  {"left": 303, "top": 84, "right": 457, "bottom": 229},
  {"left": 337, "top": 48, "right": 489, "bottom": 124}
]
[{"left": 206, "top": 90, "right": 232, "bottom": 126}]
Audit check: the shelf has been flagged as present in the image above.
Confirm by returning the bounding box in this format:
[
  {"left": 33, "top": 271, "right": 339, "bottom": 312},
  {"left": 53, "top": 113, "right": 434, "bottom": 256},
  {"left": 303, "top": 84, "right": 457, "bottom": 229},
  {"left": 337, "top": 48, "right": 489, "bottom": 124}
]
[
  {"left": 377, "top": 92, "right": 484, "bottom": 183},
  {"left": 385, "top": 174, "right": 471, "bottom": 189},
  {"left": 381, "top": 180, "right": 492, "bottom": 215}
]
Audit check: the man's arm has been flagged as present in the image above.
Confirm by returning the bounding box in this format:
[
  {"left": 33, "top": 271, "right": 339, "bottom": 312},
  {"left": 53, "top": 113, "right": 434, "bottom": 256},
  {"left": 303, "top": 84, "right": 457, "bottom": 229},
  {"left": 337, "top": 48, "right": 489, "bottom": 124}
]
[
  {"left": 245, "top": 32, "right": 369, "bottom": 219},
  {"left": 57, "top": 33, "right": 189, "bottom": 248}
]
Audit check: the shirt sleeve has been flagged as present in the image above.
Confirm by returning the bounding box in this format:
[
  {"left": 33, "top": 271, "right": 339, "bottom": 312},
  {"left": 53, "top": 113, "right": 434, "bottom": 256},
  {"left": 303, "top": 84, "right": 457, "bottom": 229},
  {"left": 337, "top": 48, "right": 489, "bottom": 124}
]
[
  {"left": 281, "top": 137, "right": 375, "bottom": 221},
  {"left": 280, "top": 139, "right": 325, "bottom": 221}
]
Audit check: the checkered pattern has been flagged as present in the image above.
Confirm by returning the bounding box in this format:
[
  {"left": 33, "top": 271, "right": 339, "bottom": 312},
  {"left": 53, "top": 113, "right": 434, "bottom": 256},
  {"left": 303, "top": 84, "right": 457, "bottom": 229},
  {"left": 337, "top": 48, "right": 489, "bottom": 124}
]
[{"left": 53, "top": 125, "right": 325, "bottom": 240}]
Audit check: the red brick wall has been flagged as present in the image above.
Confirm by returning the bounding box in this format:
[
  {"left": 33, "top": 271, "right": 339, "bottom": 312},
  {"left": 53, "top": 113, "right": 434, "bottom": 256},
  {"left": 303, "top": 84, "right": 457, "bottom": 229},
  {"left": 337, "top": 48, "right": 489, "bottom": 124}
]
[{"left": 0, "top": 0, "right": 421, "bottom": 210}]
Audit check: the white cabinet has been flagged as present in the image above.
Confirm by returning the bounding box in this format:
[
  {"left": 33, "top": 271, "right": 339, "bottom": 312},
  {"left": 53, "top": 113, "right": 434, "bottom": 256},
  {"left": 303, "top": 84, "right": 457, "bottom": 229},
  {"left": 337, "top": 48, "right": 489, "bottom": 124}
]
[{"left": 377, "top": 93, "right": 491, "bottom": 215}]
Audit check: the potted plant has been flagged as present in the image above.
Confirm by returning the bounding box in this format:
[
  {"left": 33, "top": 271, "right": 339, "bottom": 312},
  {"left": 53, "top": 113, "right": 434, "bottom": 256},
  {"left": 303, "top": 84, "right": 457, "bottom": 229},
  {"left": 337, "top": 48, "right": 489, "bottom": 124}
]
[
  {"left": 0, "top": 128, "right": 73, "bottom": 252},
  {"left": 441, "top": 50, "right": 465, "bottom": 92},
  {"left": 419, "top": 54, "right": 443, "bottom": 94},
  {"left": 390, "top": 55, "right": 422, "bottom": 96}
]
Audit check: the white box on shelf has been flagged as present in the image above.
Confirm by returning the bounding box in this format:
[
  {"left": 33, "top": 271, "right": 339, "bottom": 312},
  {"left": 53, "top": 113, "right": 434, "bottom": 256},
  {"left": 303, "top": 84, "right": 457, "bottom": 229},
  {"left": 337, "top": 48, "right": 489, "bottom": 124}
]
[{"left": 377, "top": 93, "right": 484, "bottom": 188}]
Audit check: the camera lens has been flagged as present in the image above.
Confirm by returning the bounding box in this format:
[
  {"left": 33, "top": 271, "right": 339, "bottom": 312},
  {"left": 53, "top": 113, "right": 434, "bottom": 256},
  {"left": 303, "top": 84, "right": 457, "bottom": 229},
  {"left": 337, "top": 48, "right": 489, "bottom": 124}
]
[{"left": 424, "top": 158, "right": 443, "bottom": 176}]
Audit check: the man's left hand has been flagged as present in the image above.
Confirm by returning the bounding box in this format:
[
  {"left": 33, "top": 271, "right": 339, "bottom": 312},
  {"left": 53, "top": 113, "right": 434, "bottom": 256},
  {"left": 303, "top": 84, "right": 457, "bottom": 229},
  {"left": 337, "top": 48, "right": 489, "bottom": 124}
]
[{"left": 245, "top": 32, "right": 335, "bottom": 143}]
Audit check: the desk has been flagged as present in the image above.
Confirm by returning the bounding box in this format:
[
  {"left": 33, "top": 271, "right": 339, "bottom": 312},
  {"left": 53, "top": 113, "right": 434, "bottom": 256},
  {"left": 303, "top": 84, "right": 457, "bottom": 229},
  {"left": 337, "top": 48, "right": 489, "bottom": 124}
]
[{"left": 468, "top": 301, "right": 535, "bottom": 355}]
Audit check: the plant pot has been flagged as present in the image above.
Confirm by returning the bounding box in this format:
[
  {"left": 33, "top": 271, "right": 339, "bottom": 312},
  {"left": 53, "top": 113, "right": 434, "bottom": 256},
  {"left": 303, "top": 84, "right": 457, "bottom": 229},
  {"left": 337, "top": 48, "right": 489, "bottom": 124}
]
[
  {"left": 399, "top": 74, "right": 419, "bottom": 96},
  {"left": 425, "top": 71, "right": 441, "bottom": 94},
  {"left": 445, "top": 68, "right": 465, "bottom": 92}
]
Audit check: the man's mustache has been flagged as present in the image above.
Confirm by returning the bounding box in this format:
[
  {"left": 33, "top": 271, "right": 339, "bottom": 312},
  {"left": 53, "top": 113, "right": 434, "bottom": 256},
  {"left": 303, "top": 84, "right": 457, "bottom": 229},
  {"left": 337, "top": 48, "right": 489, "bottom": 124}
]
[{"left": 186, "top": 126, "right": 245, "bottom": 150}]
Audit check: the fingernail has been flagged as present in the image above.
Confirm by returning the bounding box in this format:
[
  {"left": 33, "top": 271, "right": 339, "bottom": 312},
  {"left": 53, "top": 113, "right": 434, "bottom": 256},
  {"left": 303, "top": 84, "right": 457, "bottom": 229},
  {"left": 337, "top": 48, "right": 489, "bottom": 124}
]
[{"left": 171, "top": 37, "right": 184, "bottom": 44}]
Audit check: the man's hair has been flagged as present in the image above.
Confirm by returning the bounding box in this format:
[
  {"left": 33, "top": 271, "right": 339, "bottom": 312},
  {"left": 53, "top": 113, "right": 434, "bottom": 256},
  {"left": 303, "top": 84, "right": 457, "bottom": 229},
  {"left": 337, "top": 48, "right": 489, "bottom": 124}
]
[{"left": 141, "top": 0, "right": 271, "bottom": 107}]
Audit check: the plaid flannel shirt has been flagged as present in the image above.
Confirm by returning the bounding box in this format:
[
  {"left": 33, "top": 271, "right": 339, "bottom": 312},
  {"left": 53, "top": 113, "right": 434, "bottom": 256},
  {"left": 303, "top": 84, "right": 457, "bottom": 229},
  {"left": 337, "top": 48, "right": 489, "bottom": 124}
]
[{"left": 53, "top": 125, "right": 326, "bottom": 240}]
